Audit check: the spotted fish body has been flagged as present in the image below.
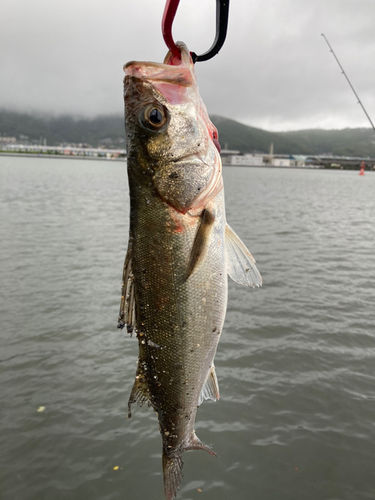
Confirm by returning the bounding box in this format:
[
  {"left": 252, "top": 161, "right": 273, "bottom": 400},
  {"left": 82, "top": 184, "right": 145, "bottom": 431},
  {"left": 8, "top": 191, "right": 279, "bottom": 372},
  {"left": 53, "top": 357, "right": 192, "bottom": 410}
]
[{"left": 119, "top": 43, "right": 261, "bottom": 500}]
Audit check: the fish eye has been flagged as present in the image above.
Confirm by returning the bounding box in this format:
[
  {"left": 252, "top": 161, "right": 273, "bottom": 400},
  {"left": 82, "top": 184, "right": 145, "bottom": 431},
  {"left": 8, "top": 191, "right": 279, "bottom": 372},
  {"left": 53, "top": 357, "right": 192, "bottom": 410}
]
[
  {"left": 140, "top": 104, "right": 168, "bottom": 132},
  {"left": 149, "top": 108, "right": 163, "bottom": 124}
]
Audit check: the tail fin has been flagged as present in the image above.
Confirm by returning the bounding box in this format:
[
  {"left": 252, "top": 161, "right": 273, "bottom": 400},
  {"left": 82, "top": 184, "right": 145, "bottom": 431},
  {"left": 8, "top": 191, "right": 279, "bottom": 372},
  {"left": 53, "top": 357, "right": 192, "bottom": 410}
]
[{"left": 163, "top": 453, "right": 183, "bottom": 500}]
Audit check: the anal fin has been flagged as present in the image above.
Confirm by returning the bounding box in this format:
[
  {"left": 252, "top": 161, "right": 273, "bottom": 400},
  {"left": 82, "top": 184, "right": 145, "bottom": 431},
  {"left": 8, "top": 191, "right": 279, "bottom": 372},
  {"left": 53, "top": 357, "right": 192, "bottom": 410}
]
[{"left": 198, "top": 364, "right": 220, "bottom": 406}]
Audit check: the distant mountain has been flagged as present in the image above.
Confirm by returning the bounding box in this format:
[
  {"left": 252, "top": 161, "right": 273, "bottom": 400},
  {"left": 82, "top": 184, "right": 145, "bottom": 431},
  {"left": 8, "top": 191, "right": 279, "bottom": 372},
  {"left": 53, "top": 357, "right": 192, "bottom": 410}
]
[
  {"left": 281, "top": 128, "right": 375, "bottom": 157},
  {"left": 210, "top": 115, "right": 302, "bottom": 154},
  {"left": 1, "top": 109, "right": 375, "bottom": 156},
  {"left": 210, "top": 116, "right": 375, "bottom": 157},
  {"left": 0, "top": 110, "right": 125, "bottom": 148}
]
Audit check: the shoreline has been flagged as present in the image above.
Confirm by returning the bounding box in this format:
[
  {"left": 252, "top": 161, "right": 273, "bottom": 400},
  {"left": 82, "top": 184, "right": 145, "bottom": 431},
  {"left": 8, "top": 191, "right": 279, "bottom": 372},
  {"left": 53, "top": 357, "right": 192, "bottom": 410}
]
[
  {"left": 0, "top": 153, "right": 315, "bottom": 167},
  {"left": 1, "top": 153, "right": 371, "bottom": 171},
  {"left": 0, "top": 152, "right": 126, "bottom": 161}
]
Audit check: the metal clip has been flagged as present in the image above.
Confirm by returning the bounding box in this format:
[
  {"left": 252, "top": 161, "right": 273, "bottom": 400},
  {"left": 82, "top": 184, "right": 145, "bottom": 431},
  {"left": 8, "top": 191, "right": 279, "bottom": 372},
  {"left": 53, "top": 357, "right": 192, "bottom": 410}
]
[{"left": 162, "top": 0, "right": 230, "bottom": 63}]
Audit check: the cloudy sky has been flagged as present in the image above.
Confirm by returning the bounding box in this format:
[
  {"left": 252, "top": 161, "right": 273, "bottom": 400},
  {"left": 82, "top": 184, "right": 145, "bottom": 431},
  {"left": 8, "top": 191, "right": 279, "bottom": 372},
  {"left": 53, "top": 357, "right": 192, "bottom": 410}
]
[{"left": 1, "top": 0, "right": 375, "bottom": 131}]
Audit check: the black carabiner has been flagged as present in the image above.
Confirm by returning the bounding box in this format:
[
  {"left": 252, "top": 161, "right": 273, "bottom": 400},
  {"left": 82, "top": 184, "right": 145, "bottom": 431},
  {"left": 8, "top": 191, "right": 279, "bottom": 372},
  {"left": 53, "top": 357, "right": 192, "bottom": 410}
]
[
  {"left": 162, "top": 0, "right": 230, "bottom": 63},
  {"left": 193, "top": 0, "right": 230, "bottom": 62}
]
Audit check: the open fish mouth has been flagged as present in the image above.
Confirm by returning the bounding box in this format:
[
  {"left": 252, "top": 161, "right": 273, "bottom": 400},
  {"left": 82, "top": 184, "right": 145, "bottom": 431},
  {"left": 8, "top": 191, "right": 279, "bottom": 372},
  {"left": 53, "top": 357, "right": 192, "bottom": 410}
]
[
  {"left": 124, "top": 59, "right": 193, "bottom": 88},
  {"left": 124, "top": 42, "right": 194, "bottom": 90}
]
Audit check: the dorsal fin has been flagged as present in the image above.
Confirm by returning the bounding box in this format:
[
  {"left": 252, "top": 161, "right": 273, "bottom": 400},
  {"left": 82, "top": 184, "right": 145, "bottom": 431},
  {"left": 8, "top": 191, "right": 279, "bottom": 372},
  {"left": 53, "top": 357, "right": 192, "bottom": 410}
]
[
  {"left": 118, "top": 237, "right": 137, "bottom": 333},
  {"left": 127, "top": 359, "right": 152, "bottom": 417}
]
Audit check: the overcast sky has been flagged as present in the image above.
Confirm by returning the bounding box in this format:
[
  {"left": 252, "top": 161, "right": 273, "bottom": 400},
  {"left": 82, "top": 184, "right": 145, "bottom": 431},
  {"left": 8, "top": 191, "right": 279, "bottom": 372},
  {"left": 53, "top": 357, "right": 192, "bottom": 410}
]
[{"left": 1, "top": 0, "right": 375, "bottom": 131}]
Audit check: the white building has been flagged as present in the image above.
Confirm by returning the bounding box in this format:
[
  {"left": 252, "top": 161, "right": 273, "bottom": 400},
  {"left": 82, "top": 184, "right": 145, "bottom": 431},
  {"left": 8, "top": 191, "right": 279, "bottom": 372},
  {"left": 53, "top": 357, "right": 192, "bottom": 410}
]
[
  {"left": 290, "top": 155, "right": 306, "bottom": 167},
  {"left": 272, "top": 158, "right": 291, "bottom": 167},
  {"left": 230, "top": 154, "right": 264, "bottom": 166},
  {"left": 0, "top": 136, "right": 17, "bottom": 145}
]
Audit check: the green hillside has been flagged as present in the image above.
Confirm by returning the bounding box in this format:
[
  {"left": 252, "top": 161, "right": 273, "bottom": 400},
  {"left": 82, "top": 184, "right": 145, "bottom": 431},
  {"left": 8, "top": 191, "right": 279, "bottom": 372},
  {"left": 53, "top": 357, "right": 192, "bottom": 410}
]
[
  {"left": 1, "top": 109, "right": 375, "bottom": 156},
  {"left": 0, "top": 110, "right": 125, "bottom": 148},
  {"left": 210, "top": 116, "right": 375, "bottom": 157},
  {"left": 210, "top": 115, "right": 302, "bottom": 154},
  {"left": 281, "top": 128, "right": 375, "bottom": 157}
]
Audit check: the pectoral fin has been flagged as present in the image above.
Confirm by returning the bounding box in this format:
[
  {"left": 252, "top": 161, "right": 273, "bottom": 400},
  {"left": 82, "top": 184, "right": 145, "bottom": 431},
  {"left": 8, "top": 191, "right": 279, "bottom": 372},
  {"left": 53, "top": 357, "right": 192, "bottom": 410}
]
[
  {"left": 118, "top": 237, "right": 137, "bottom": 333},
  {"left": 225, "top": 224, "right": 262, "bottom": 287},
  {"left": 198, "top": 365, "right": 220, "bottom": 406},
  {"left": 185, "top": 209, "right": 215, "bottom": 280}
]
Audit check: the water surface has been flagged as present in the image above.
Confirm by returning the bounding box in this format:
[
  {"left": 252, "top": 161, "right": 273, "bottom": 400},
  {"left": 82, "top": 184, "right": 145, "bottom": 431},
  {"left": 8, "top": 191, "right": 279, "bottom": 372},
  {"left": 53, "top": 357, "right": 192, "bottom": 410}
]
[{"left": 1, "top": 156, "right": 375, "bottom": 500}]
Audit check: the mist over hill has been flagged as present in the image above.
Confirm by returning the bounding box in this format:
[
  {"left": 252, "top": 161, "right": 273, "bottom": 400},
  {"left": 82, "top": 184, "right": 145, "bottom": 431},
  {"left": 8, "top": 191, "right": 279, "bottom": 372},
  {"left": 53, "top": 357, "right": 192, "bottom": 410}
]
[
  {"left": 0, "top": 111, "right": 125, "bottom": 149},
  {"left": 1, "top": 109, "right": 375, "bottom": 156}
]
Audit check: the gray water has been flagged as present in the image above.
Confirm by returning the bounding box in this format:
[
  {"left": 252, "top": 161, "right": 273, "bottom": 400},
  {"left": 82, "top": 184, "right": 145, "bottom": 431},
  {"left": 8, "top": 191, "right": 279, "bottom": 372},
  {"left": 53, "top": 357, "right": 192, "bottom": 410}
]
[{"left": 1, "top": 156, "right": 375, "bottom": 500}]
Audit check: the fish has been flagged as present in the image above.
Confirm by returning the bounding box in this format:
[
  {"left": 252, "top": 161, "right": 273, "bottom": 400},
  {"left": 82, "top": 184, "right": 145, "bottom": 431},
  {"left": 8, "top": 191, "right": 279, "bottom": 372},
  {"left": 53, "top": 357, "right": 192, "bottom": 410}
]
[{"left": 118, "top": 42, "right": 262, "bottom": 500}]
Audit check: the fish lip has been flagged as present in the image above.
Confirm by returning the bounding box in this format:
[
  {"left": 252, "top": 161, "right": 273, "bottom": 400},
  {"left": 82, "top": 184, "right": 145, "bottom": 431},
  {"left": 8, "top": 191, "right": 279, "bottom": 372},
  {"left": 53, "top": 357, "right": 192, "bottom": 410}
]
[
  {"left": 171, "top": 153, "right": 210, "bottom": 165},
  {"left": 123, "top": 57, "right": 193, "bottom": 87},
  {"left": 124, "top": 60, "right": 165, "bottom": 71}
]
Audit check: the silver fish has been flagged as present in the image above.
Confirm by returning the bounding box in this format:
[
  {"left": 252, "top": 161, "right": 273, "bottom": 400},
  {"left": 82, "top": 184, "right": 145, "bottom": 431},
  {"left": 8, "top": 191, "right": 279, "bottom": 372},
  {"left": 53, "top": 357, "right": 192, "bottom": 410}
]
[{"left": 118, "top": 42, "right": 262, "bottom": 500}]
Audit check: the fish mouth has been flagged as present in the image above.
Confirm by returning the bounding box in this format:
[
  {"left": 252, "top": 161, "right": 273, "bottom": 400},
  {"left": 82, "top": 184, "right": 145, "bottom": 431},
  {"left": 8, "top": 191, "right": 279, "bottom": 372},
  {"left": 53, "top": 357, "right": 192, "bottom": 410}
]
[
  {"left": 124, "top": 43, "right": 197, "bottom": 106},
  {"left": 124, "top": 60, "right": 192, "bottom": 87},
  {"left": 124, "top": 43, "right": 193, "bottom": 87}
]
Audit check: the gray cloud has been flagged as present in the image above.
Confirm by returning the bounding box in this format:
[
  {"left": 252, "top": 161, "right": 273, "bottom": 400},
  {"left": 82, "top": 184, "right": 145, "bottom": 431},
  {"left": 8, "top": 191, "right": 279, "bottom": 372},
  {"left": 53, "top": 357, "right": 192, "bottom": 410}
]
[{"left": 1, "top": 0, "right": 374, "bottom": 131}]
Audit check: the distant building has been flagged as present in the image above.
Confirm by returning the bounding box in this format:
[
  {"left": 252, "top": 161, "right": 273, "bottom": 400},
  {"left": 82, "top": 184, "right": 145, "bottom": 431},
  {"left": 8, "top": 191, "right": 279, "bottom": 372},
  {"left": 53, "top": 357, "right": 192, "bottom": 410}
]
[
  {"left": 272, "top": 158, "right": 291, "bottom": 167},
  {"left": 220, "top": 149, "right": 241, "bottom": 155},
  {"left": 289, "top": 155, "right": 306, "bottom": 167},
  {"left": 229, "top": 154, "right": 264, "bottom": 166},
  {"left": 1, "top": 143, "right": 126, "bottom": 159},
  {"left": 0, "top": 136, "right": 17, "bottom": 145}
]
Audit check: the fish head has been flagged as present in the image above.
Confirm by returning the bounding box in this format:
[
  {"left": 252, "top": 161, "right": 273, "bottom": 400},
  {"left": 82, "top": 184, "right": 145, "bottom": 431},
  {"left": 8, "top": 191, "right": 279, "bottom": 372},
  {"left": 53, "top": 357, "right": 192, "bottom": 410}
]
[{"left": 124, "top": 42, "right": 223, "bottom": 214}]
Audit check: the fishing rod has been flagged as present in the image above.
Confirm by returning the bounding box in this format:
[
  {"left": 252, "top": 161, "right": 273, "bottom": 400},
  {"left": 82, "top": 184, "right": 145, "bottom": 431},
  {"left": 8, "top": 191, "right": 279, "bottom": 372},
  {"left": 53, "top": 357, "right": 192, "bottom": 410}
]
[{"left": 321, "top": 33, "right": 375, "bottom": 134}]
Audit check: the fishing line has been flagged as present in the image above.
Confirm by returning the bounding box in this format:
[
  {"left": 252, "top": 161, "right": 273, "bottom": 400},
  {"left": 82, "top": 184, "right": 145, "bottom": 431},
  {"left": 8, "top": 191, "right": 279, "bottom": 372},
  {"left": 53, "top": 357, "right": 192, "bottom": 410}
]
[{"left": 321, "top": 33, "right": 375, "bottom": 134}]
